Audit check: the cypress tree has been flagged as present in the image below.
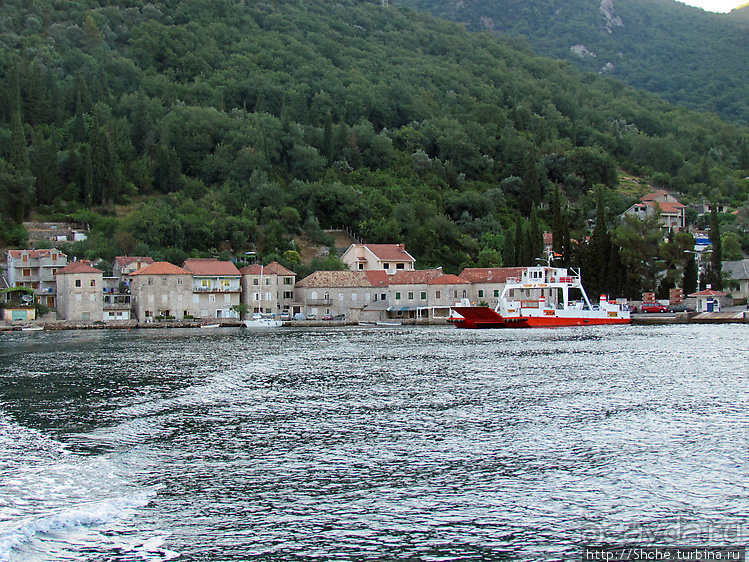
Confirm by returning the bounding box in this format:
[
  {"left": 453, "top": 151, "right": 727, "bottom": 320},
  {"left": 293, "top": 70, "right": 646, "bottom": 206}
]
[
  {"left": 683, "top": 254, "right": 698, "bottom": 295},
  {"left": 503, "top": 223, "right": 516, "bottom": 267},
  {"left": 708, "top": 204, "right": 722, "bottom": 289},
  {"left": 514, "top": 218, "right": 523, "bottom": 266},
  {"left": 589, "top": 187, "right": 612, "bottom": 296},
  {"left": 552, "top": 185, "right": 563, "bottom": 255},
  {"left": 9, "top": 66, "right": 30, "bottom": 174},
  {"left": 529, "top": 206, "right": 543, "bottom": 262}
]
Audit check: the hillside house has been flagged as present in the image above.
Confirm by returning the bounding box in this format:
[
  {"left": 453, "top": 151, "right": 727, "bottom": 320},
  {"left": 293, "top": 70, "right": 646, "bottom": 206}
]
[
  {"left": 112, "top": 256, "right": 155, "bottom": 288},
  {"left": 622, "top": 191, "right": 685, "bottom": 232},
  {"left": 7, "top": 249, "right": 67, "bottom": 308},
  {"left": 341, "top": 244, "right": 416, "bottom": 275}
]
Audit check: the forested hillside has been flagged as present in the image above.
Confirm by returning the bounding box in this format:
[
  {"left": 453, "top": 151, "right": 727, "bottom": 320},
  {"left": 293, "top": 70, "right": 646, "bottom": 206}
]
[
  {"left": 397, "top": 0, "right": 749, "bottom": 125},
  {"left": 1, "top": 0, "right": 748, "bottom": 295}
]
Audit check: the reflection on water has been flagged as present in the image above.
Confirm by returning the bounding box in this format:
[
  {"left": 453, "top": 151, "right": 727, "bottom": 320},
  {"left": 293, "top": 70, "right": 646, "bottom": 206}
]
[{"left": 1, "top": 324, "right": 748, "bottom": 560}]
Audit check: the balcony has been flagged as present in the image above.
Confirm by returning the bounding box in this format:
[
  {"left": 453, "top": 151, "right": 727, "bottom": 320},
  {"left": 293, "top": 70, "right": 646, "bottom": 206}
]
[
  {"left": 103, "top": 295, "right": 132, "bottom": 310},
  {"left": 192, "top": 286, "right": 241, "bottom": 293}
]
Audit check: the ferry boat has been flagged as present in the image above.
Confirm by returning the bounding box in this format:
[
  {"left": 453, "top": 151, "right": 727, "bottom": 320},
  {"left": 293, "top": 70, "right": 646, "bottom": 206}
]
[{"left": 450, "top": 263, "right": 630, "bottom": 329}]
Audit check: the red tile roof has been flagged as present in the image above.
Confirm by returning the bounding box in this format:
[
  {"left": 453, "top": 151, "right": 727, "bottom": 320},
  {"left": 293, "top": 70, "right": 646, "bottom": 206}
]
[
  {"left": 390, "top": 269, "right": 443, "bottom": 285},
  {"left": 459, "top": 267, "right": 524, "bottom": 284},
  {"left": 8, "top": 249, "right": 66, "bottom": 259},
  {"left": 183, "top": 258, "right": 240, "bottom": 276},
  {"left": 688, "top": 289, "right": 726, "bottom": 297},
  {"left": 365, "top": 270, "right": 390, "bottom": 287},
  {"left": 130, "top": 262, "right": 190, "bottom": 276},
  {"left": 428, "top": 273, "right": 469, "bottom": 285},
  {"left": 57, "top": 260, "right": 102, "bottom": 274},
  {"left": 649, "top": 201, "right": 684, "bottom": 214},
  {"left": 350, "top": 244, "right": 415, "bottom": 262},
  {"left": 239, "top": 261, "right": 295, "bottom": 276}
]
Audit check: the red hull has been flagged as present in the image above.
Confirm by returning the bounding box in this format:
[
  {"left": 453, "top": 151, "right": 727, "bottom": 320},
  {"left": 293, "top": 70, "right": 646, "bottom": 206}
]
[{"left": 450, "top": 306, "right": 630, "bottom": 329}]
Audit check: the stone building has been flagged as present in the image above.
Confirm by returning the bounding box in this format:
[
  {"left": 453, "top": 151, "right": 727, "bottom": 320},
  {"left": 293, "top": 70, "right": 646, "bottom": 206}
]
[
  {"left": 55, "top": 260, "right": 104, "bottom": 322},
  {"left": 458, "top": 267, "right": 525, "bottom": 307},
  {"left": 182, "top": 258, "right": 242, "bottom": 320},
  {"left": 296, "top": 270, "right": 390, "bottom": 321},
  {"left": 129, "top": 262, "right": 192, "bottom": 322},
  {"left": 239, "top": 261, "right": 297, "bottom": 315}
]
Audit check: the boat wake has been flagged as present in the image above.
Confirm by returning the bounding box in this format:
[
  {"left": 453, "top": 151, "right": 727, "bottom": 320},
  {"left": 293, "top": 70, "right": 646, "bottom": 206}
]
[{"left": 0, "top": 412, "right": 174, "bottom": 561}]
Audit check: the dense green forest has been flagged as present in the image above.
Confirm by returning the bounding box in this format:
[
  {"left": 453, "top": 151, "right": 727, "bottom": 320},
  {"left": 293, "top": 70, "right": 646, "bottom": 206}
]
[
  {"left": 397, "top": 0, "right": 749, "bottom": 126},
  {"left": 1, "top": 0, "right": 749, "bottom": 298}
]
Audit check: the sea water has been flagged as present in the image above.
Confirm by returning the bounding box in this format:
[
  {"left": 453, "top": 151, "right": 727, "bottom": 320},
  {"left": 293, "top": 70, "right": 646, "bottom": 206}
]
[{"left": 1, "top": 324, "right": 748, "bottom": 561}]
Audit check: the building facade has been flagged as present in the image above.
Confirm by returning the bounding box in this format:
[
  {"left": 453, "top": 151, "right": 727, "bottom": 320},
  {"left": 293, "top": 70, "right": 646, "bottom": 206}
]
[
  {"left": 240, "top": 261, "right": 297, "bottom": 315},
  {"left": 296, "top": 270, "right": 389, "bottom": 321},
  {"left": 341, "top": 244, "right": 416, "bottom": 275},
  {"left": 112, "top": 256, "right": 155, "bottom": 288},
  {"left": 129, "top": 262, "right": 192, "bottom": 322},
  {"left": 55, "top": 260, "right": 104, "bottom": 322},
  {"left": 7, "top": 249, "right": 67, "bottom": 308},
  {"left": 622, "top": 191, "right": 685, "bottom": 232},
  {"left": 458, "top": 267, "right": 525, "bottom": 307},
  {"left": 182, "top": 259, "right": 241, "bottom": 319}
]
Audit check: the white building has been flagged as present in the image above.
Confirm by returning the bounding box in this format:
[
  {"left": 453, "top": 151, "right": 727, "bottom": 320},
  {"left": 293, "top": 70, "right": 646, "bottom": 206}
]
[
  {"left": 7, "top": 249, "right": 67, "bottom": 308},
  {"left": 341, "top": 244, "right": 416, "bottom": 275}
]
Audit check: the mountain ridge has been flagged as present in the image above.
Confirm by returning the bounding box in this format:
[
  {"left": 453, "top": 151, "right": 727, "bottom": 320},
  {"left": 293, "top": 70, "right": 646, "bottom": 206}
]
[{"left": 396, "top": 0, "right": 749, "bottom": 125}]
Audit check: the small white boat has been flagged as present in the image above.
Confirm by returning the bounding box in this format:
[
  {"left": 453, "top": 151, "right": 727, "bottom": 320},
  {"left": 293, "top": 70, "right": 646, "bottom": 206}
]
[
  {"left": 20, "top": 326, "right": 44, "bottom": 332},
  {"left": 376, "top": 321, "right": 402, "bottom": 326},
  {"left": 243, "top": 313, "right": 282, "bottom": 329},
  {"left": 200, "top": 323, "right": 220, "bottom": 329}
]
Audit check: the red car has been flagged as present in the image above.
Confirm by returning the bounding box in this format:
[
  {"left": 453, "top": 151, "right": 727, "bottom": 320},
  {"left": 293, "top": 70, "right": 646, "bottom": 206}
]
[{"left": 640, "top": 303, "right": 669, "bottom": 313}]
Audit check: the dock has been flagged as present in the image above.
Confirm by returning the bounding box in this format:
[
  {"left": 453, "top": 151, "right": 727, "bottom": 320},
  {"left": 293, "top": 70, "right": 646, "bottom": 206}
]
[{"left": 632, "top": 311, "right": 749, "bottom": 325}]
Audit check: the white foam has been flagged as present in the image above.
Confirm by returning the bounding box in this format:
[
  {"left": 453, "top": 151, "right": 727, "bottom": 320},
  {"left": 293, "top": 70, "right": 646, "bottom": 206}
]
[{"left": 0, "top": 491, "right": 156, "bottom": 561}]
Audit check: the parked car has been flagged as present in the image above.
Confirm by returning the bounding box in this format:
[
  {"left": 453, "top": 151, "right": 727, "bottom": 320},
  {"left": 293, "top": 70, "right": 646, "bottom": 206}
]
[
  {"left": 640, "top": 303, "right": 669, "bottom": 313},
  {"left": 321, "top": 314, "right": 333, "bottom": 321},
  {"left": 280, "top": 310, "right": 291, "bottom": 320},
  {"left": 668, "top": 304, "right": 695, "bottom": 313}
]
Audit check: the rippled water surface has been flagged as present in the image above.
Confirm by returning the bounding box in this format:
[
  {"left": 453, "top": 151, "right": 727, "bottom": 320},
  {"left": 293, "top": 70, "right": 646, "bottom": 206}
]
[{"left": 1, "top": 324, "right": 748, "bottom": 561}]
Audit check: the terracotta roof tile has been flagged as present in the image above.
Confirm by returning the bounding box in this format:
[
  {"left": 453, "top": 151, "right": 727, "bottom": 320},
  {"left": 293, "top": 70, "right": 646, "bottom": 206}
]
[
  {"left": 649, "top": 201, "right": 684, "bottom": 214},
  {"left": 459, "top": 267, "right": 524, "bottom": 284},
  {"left": 688, "top": 289, "right": 726, "bottom": 297},
  {"left": 183, "top": 258, "right": 240, "bottom": 276},
  {"left": 428, "top": 273, "right": 469, "bottom": 285},
  {"left": 365, "top": 270, "right": 390, "bottom": 287},
  {"left": 239, "top": 261, "right": 295, "bottom": 276},
  {"left": 390, "top": 269, "right": 443, "bottom": 285},
  {"left": 8, "top": 249, "right": 66, "bottom": 259},
  {"left": 57, "top": 260, "right": 102, "bottom": 274},
  {"left": 296, "top": 271, "right": 377, "bottom": 288},
  {"left": 130, "top": 262, "right": 190, "bottom": 276},
  {"left": 348, "top": 244, "right": 415, "bottom": 262}
]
